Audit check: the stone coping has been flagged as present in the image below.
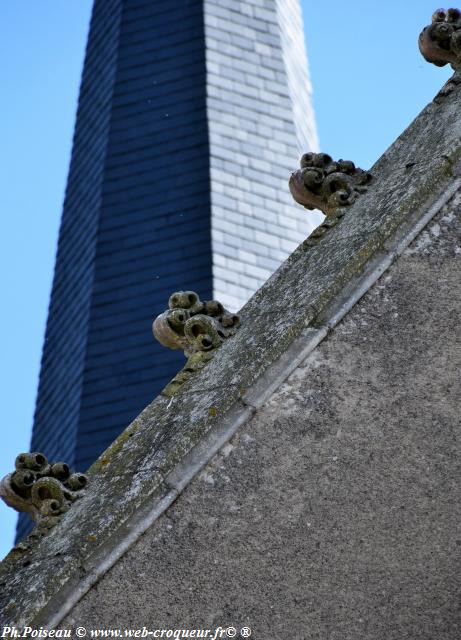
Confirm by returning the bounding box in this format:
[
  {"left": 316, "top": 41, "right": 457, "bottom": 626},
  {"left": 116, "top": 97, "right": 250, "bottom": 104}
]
[{"left": 1, "top": 77, "right": 461, "bottom": 629}]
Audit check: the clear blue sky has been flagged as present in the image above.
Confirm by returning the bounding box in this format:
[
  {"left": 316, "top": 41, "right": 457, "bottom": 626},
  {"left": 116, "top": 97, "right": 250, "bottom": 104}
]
[{"left": 0, "top": 1, "right": 451, "bottom": 559}]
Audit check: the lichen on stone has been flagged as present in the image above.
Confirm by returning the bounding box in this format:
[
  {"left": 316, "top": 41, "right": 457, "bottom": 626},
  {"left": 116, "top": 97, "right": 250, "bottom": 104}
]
[
  {"left": 419, "top": 8, "right": 461, "bottom": 69},
  {"left": 301, "top": 210, "right": 346, "bottom": 248},
  {"left": 0, "top": 452, "right": 88, "bottom": 530},
  {"left": 289, "top": 152, "right": 372, "bottom": 217},
  {"left": 152, "top": 291, "right": 240, "bottom": 396}
]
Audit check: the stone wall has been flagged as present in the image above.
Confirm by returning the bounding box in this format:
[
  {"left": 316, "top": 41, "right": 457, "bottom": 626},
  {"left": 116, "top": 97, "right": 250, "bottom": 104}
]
[
  {"left": 2, "top": 76, "right": 460, "bottom": 636},
  {"left": 59, "top": 190, "right": 461, "bottom": 639}
]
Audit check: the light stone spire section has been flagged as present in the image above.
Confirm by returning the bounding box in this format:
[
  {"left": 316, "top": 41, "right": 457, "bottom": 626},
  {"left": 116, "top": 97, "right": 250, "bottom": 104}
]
[
  {"left": 276, "top": 0, "right": 318, "bottom": 154},
  {"left": 205, "top": 0, "right": 321, "bottom": 311}
]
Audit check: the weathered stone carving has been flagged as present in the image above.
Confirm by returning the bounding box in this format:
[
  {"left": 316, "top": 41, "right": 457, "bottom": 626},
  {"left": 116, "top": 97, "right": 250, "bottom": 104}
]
[
  {"left": 289, "top": 153, "right": 372, "bottom": 216},
  {"left": 152, "top": 291, "right": 240, "bottom": 396},
  {"left": 419, "top": 8, "right": 461, "bottom": 69},
  {"left": 0, "top": 452, "right": 88, "bottom": 527}
]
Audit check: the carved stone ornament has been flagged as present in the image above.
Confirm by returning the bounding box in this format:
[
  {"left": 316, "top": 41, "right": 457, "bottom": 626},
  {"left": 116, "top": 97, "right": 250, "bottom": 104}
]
[
  {"left": 289, "top": 152, "right": 372, "bottom": 216},
  {"left": 0, "top": 452, "right": 88, "bottom": 528},
  {"left": 418, "top": 8, "right": 461, "bottom": 69},
  {"left": 152, "top": 291, "right": 240, "bottom": 396}
]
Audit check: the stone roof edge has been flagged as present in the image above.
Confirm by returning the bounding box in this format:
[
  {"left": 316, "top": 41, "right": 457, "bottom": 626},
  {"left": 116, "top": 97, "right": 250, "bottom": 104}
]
[{"left": 1, "top": 79, "right": 461, "bottom": 629}]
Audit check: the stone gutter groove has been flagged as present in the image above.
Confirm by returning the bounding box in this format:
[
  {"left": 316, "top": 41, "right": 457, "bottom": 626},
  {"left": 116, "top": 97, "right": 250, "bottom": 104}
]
[
  {"left": 0, "top": 79, "right": 460, "bottom": 629},
  {"left": 243, "top": 176, "right": 461, "bottom": 409}
]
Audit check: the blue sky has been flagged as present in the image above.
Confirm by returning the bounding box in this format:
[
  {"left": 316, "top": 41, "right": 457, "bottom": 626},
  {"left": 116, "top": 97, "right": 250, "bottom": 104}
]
[{"left": 0, "top": 1, "right": 451, "bottom": 559}]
